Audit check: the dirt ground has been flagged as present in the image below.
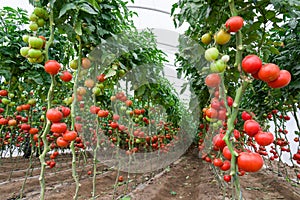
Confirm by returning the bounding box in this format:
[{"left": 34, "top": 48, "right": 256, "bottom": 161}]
[{"left": 1, "top": 146, "right": 300, "bottom": 200}]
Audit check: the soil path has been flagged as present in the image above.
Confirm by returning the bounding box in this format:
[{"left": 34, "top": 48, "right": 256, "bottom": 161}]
[{"left": 0, "top": 148, "right": 300, "bottom": 200}]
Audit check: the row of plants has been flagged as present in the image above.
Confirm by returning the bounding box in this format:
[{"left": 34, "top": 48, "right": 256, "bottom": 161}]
[
  {"left": 172, "top": 0, "right": 300, "bottom": 198},
  {"left": 0, "top": 0, "right": 191, "bottom": 199}
]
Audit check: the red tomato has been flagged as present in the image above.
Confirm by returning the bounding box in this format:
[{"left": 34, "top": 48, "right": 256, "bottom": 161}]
[
  {"left": 213, "top": 158, "right": 223, "bottom": 167},
  {"left": 60, "top": 106, "right": 71, "bottom": 118},
  {"left": 205, "top": 73, "right": 221, "bottom": 88},
  {"left": 237, "top": 152, "right": 263, "bottom": 172},
  {"left": 97, "top": 74, "right": 106, "bottom": 82},
  {"left": 205, "top": 108, "right": 218, "bottom": 119},
  {"left": 222, "top": 146, "right": 232, "bottom": 160},
  {"left": 46, "top": 108, "right": 63, "bottom": 123},
  {"left": 233, "top": 129, "right": 241, "bottom": 140},
  {"left": 258, "top": 63, "right": 280, "bottom": 82},
  {"left": 241, "top": 55, "right": 262, "bottom": 74},
  {"left": 97, "top": 110, "right": 109, "bottom": 118},
  {"left": 243, "top": 120, "right": 260, "bottom": 137},
  {"left": 44, "top": 60, "right": 61, "bottom": 75},
  {"left": 118, "top": 175, "right": 124, "bottom": 182},
  {"left": 220, "top": 160, "right": 231, "bottom": 171},
  {"left": 241, "top": 111, "right": 252, "bottom": 121},
  {"left": 227, "top": 96, "right": 233, "bottom": 107},
  {"left": 60, "top": 71, "right": 73, "bottom": 82},
  {"left": 90, "top": 105, "right": 100, "bottom": 114},
  {"left": 213, "top": 133, "right": 226, "bottom": 150},
  {"left": 29, "top": 127, "right": 39, "bottom": 134},
  {"left": 254, "top": 131, "right": 274, "bottom": 146},
  {"left": 223, "top": 174, "right": 231, "bottom": 182},
  {"left": 267, "top": 70, "right": 291, "bottom": 88},
  {"left": 225, "top": 16, "right": 244, "bottom": 32},
  {"left": 0, "top": 90, "right": 8, "bottom": 96},
  {"left": 110, "top": 122, "right": 119, "bottom": 129},
  {"left": 56, "top": 136, "right": 69, "bottom": 148},
  {"left": 21, "top": 104, "right": 31, "bottom": 110},
  {"left": 63, "top": 130, "right": 77, "bottom": 141},
  {"left": 51, "top": 123, "right": 67, "bottom": 133}
]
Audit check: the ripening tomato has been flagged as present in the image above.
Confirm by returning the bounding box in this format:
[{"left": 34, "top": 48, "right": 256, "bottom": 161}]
[
  {"left": 63, "top": 130, "right": 77, "bottom": 141},
  {"left": 56, "top": 136, "right": 69, "bottom": 148},
  {"left": 243, "top": 120, "right": 260, "bottom": 137},
  {"left": 44, "top": 60, "right": 61, "bottom": 75},
  {"left": 267, "top": 70, "right": 291, "bottom": 88},
  {"left": 254, "top": 131, "right": 274, "bottom": 146},
  {"left": 225, "top": 16, "right": 244, "bottom": 32},
  {"left": 60, "top": 71, "right": 73, "bottom": 82},
  {"left": 82, "top": 58, "right": 91, "bottom": 69},
  {"left": 205, "top": 73, "right": 221, "bottom": 88},
  {"left": 125, "top": 100, "right": 133, "bottom": 107},
  {"left": 258, "top": 63, "right": 280, "bottom": 82},
  {"left": 215, "top": 29, "right": 231, "bottom": 45},
  {"left": 241, "top": 55, "right": 262, "bottom": 74},
  {"left": 237, "top": 152, "right": 263, "bottom": 172},
  {"left": 8, "top": 119, "right": 17, "bottom": 126},
  {"left": 46, "top": 108, "right": 63, "bottom": 123}
]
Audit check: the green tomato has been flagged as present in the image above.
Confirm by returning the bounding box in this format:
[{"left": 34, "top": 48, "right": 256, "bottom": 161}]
[
  {"left": 22, "top": 35, "right": 30, "bottom": 43},
  {"left": 29, "top": 22, "right": 38, "bottom": 31},
  {"left": 36, "top": 55, "right": 44, "bottom": 63},
  {"left": 8, "top": 93, "right": 14, "bottom": 98},
  {"left": 20, "top": 47, "right": 30, "bottom": 57},
  {"left": 210, "top": 59, "right": 226, "bottom": 73},
  {"left": 29, "top": 37, "right": 44, "bottom": 49},
  {"left": 9, "top": 102, "right": 16, "bottom": 107},
  {"left": 29, "top": 13, "right": 38, "bottom": 21},
  {"left": 92, "top": 87, "right": 101, "bottom": 96},
  {"left": 204, "top": 47, "right": 219, "bottom": 62},
  {"left": 28, "top": 98, "right": 37, "bottom": 105},
  {"left": 69, "top": 59, "right": 78, "bottom": 70},
  {"left": 1, "top": 98, "right": 11, "bottom": 105},
  {"left": 28, "top": 49, "right": 42, "bottom": 58},
  {"left": 33, "top": 7, "right": 45, "bottom": 18},
  {"left": 37, "top": 18, "right": 45, "bottom": 27},
  {"left": 135, "top": 138, "right": 141, "bottom": 144}
]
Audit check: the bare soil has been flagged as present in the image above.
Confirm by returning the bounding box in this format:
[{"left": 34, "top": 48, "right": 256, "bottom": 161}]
[{"left": 1, "top": 147, "right": 300, "bottom": 200}]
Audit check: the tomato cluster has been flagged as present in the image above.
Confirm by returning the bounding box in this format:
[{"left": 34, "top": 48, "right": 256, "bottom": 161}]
[{"left": 242, "top": 55, "right": 291, "bottom": 88}]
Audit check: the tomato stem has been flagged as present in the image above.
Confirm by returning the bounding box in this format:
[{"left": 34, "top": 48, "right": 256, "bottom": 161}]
[
  {"left": 70, "top": 36, "right": 83, "bottom": 200},
  {"left": 38, "top": 6, "right": 55, "bottom": 200}
]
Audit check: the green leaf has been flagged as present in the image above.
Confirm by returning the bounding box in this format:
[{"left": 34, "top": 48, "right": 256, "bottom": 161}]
[
  {"left": 59, "top": 3, "right": 76, "bottom": 18},
  {"left": 105, "top": 68, "right": 116, "bottom": 78},
  {"left": 75, "top": 21, "right": 82, "bottom": 36},
  {"left": 79, "top": 3, "right": 98, "bottom": 15}
]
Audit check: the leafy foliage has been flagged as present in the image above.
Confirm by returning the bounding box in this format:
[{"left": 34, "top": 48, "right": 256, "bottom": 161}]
[{"left": 172, "top": 0, "right": 300, "bottom": 123}]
